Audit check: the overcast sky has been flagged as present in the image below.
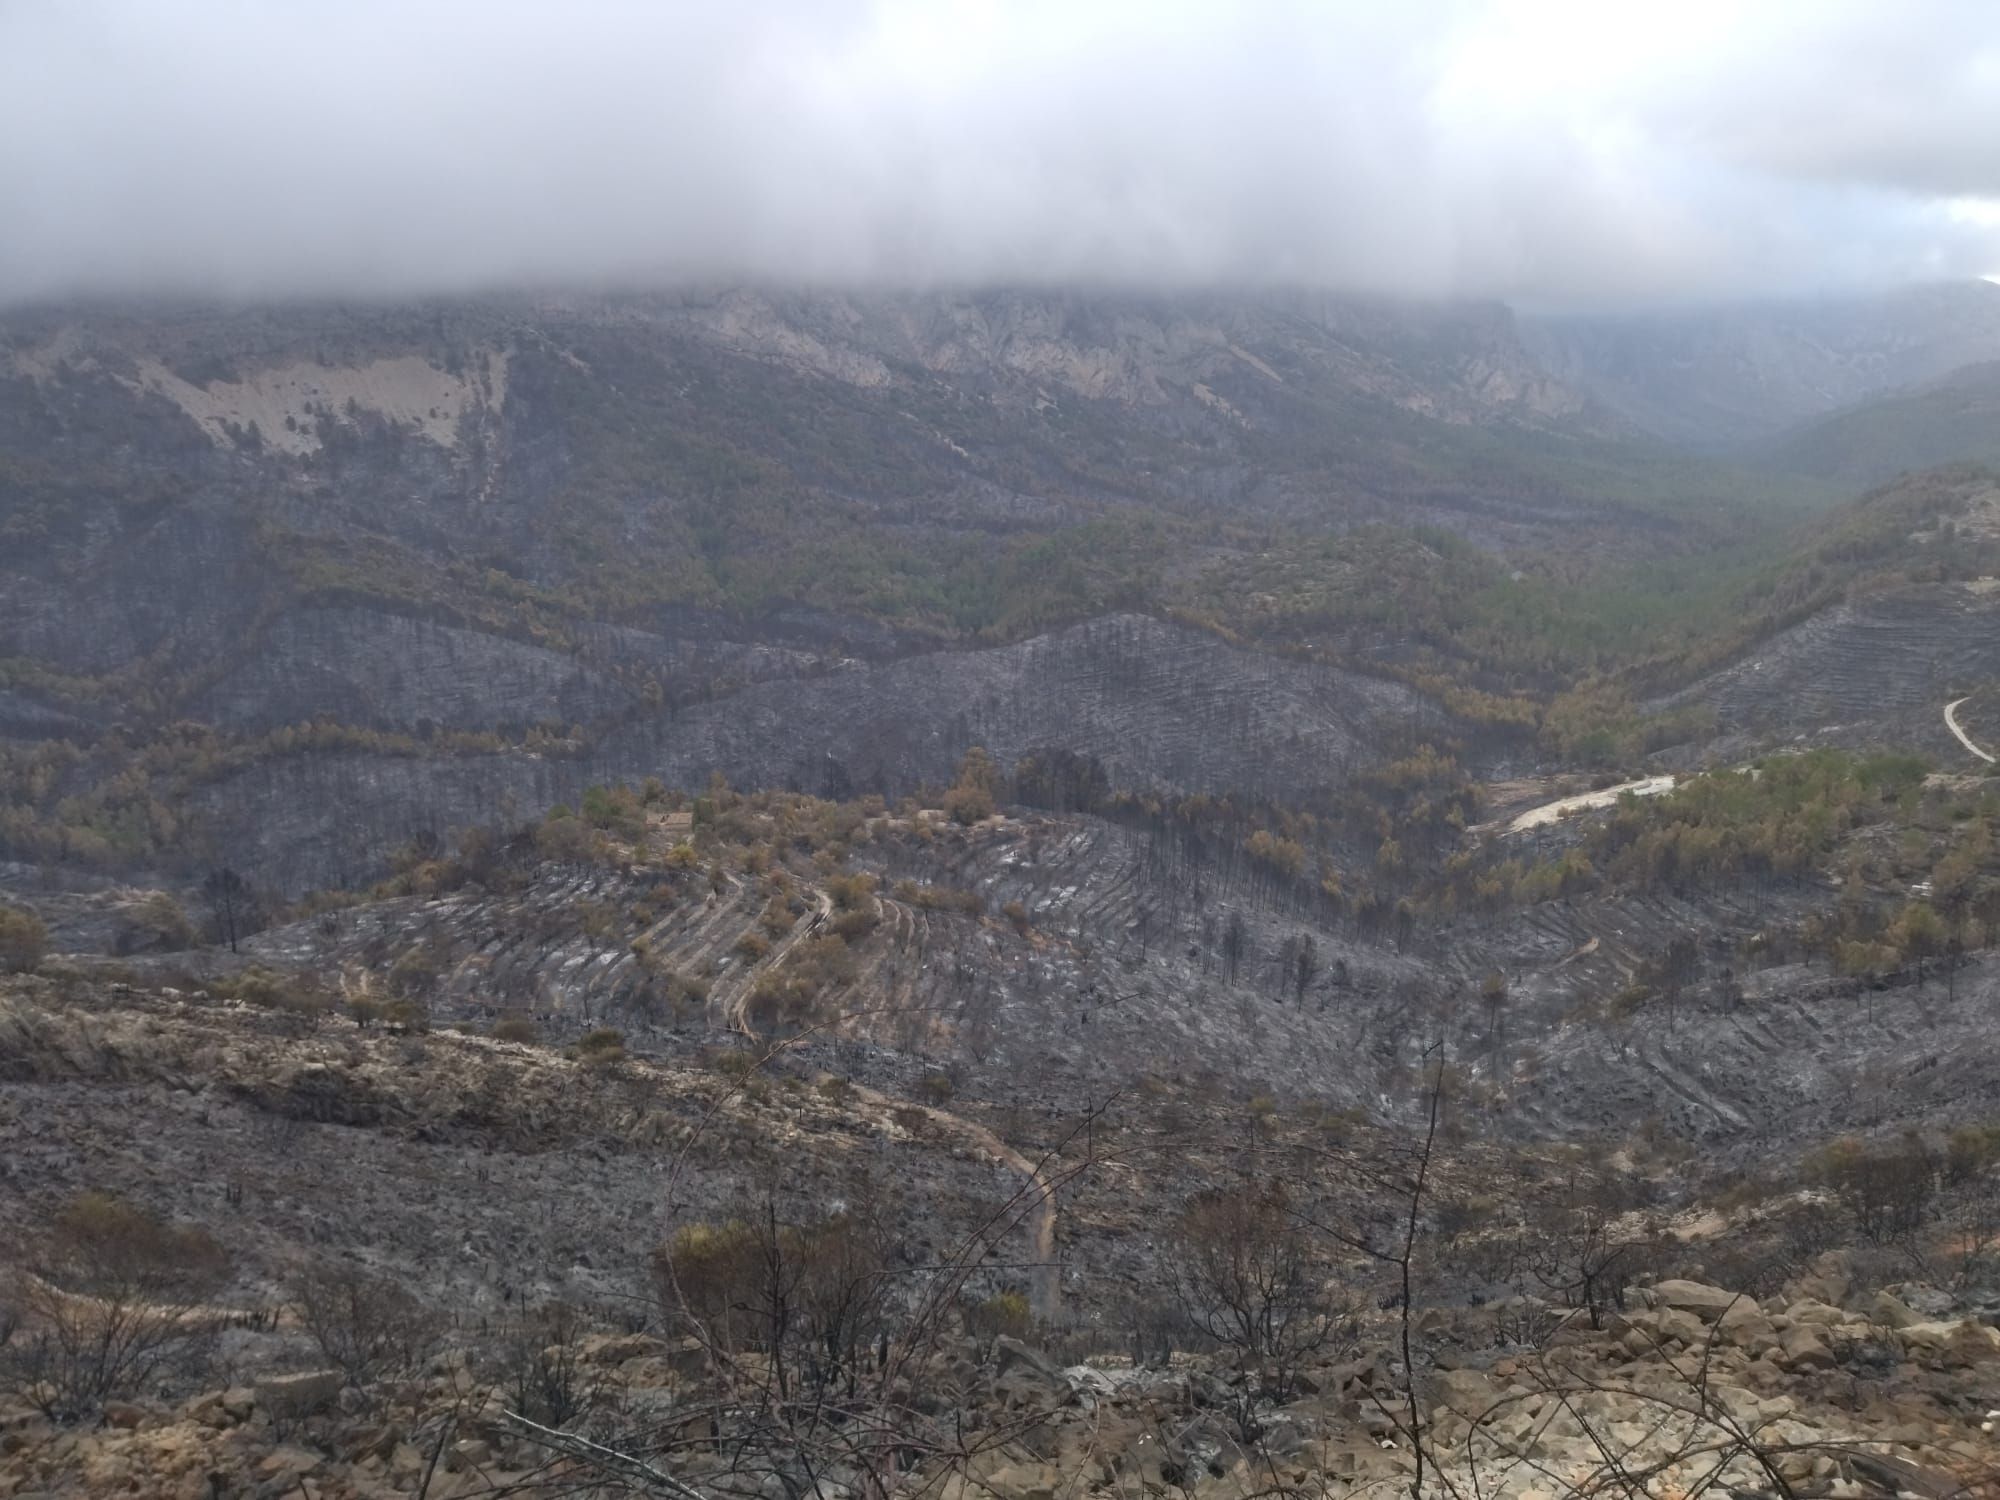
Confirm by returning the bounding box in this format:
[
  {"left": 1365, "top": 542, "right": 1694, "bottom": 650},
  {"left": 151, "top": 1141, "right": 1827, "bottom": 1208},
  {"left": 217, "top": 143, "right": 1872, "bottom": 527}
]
[{"left": 3, "top": 0, "right": 1997, "bottom": 309}]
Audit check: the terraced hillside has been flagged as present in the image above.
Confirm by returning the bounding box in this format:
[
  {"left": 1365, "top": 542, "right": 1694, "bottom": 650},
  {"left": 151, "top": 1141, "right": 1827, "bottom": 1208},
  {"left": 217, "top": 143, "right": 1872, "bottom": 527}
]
[
  {"left": 1647, "top": 583, "right": 2000, "bottom": 763},
  {"left": 86, "top": 765, "right": 1977, "bottom": 1165}
]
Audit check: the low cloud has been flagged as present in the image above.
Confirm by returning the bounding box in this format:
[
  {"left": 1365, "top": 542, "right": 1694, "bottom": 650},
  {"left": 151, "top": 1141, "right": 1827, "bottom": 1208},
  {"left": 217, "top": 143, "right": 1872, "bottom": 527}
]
[{"left": 2, "top": 0, "right": 1996, "bottom": 309}]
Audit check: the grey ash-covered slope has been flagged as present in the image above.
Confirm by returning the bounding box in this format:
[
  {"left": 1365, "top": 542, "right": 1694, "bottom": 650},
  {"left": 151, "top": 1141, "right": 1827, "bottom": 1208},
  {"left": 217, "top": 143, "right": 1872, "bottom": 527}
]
[
  {"left": 187, "top": 607, "right": 631, "bottom": 732},
  {"left": 1648, "top": 583, "right": 2000, "bottom": 762},
  {"left": 0, "top": 287, "right": 1591, "bottom": 714},
  {"left": 1633, "top": 467, "right": 2000, "bottom": 764},
  {"left": 193, "top": 613, "right": 1440, "bottom": 894},
  {"left": 3, "top": 284, "right": 1994, "bottom": 891},
  {"left": 0, "top": 288, "right": 1600, "bottom": 884},
  {"left": 216, "top": 792, "right": 2000, "bottom": 1154}
]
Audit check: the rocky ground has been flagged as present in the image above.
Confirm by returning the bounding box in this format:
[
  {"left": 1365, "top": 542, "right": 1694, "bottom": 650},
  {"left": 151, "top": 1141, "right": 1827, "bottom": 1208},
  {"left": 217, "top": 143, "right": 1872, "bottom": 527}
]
[
  {"left": 10, "top": 940, "right": 2000, "bottom": 1497},
  {"left": 8, "top": 1244, "right": 2000, "bottom": 1498}
]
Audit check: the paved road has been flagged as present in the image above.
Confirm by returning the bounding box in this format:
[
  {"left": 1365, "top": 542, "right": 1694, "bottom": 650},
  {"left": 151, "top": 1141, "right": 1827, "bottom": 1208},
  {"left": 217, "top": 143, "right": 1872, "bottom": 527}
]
[{"left": 1945, "top": 697, "right": 1996, "bottom": 764}]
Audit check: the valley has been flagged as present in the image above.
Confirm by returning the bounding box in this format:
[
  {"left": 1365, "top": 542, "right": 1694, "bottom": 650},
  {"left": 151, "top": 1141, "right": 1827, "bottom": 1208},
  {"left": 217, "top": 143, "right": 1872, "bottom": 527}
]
[{"left": 11, "top": 285, "right": 2000, "bottom": 1499}]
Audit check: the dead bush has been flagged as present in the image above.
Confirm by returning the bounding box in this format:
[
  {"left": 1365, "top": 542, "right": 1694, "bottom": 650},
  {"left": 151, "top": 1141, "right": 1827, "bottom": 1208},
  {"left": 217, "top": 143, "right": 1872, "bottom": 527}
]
[
  {"left": 654, "top": 1204, "right": 895, "bottom": 1399},
  {"left": 1809, "top": 1134, "right": 1939, "bottom": 1245},
  {"left": 1166, "top": 1180, "right": 1345, "bottom": 1399},
  {"left": 0, "top": 903, "right": 47, "bottom": 974},
  {"left": 826, "top": 872, "right": 877, "bottom": 910},
  {"left": 575, "top": 1028, "right": 626, "bottom": 1066},
  {"left": 1, "top": 1192, "right": 229, "bottom": 1421},
  {"left": 917, "top": 1072, "right": 954, "bottom": 1105},
  {"left": 113, "top": 893, "right": 196, "bottom": 955},
  {"left": 491, "top": 1011, "right": 540, "bottom": 1045},
  {"left": 831, "top": 906, "right": 879, "bottom": 940},
  {"left": 380, "top": 997, "right": 429, "bottom": 1033},
  {"left": 497, "top": 1301, "right": 605, "bottom": 1428},
  {"left": 656, "top": 1219, "right": 765, "bottom": 1354},
  {"left": 215, "top": 967, "right": 338, "bottom": 1029},
  {"left": 386, "top": 944, "right": 444, "bottom": 999},
  {"left": 290, "top": 1259, "right": 440, "bottom": 1397}
]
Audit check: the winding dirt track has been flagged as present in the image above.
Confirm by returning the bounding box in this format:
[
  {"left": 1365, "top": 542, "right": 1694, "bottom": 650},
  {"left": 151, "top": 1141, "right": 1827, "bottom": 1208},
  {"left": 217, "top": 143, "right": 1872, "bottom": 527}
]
[
  {"left": 949, "top": 1119, "right": 1060, "bottom": 1325},
  {"left": 721, "top": 887, "right": 835, "bottom": 1034},
  {"left": 832, "top": 1082, "right": 1060, "bottom": 1325},
  {"left": 1945, "top": 697, "right": 1996, "bottom": 764}
]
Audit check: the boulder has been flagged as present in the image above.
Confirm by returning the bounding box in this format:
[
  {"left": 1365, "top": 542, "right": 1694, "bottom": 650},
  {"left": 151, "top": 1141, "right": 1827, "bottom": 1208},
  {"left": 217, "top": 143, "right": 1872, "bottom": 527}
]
[
  {"left": 255, "top": 1369, "right": 343, "bottom": 1420},
  {"left": 1739, "top": 1356, "right": 1789, "bottom": 1393},
  {"left": 1789, "top": 1254, "right": 1851, "bottom": 1309},
  {"left": 181, "top": 1391, "right": 232, "bottom": 1430},
  {"left": 1428, "top": 1411, "right": 1473, "bottom": 1451},
  {"left": 257, "top": 1444, "right": 325, "bottom": 1479},
  {"left": 1424, "top": 1368, "right": 1501, "bottom": 1420},
  {"left": 992, "top": 1335, "right": 1062, "bottom": 1382},
  {"left": 989, "top": 1337, "right": 1071, "bottom": 1410},
  {"left": 582, "top": 1332, "right": 669, "bottom": 1365},
  {"left": 1716, "top": 1300, "right": 1780, "bottom": 1357},
  {"left": 1064, "top": 1365, "right": 1120, "bottom": 1403},
  {"left": 1357, "top": 1403, "right": 1401, "bottom": 1440},
  {"left": 1902, "top": 1319, "right": 2000, "bottom": 1367},
  {"left": 1868, "top": 1290, "right": 1919, "bottom": 1330},
  {"left": 1847, "top": 1452, "right": 1963, "bottom": 1499},
  {"left": 1055, "top": 1413, "right": 1144, "bottom": 1485},
  {"left": 1325, "top": 1353, "right": 1391, "bottom": 1394},
  {"left": 981, "top": 1461, "right": 1059, "bottom": 1500},
  {"left": 342, "top": 1422, "right": 402, "bottom": 1462},
  {"left": 1899, "top": 1285, "right": 1957, "bottom": 1319},
  {"left": 388, "top": 1441, "right": 429, "bottom": 1484},
  {"left": 1614, "top": 1306, "right": 1707, "bottom": 1353},
  {"left": 1777, "top": 1325, "right": 1836, "bottom": 1372},
  {"left": 1116, "top": 1431, "right": 1181, "bottom": 1491},
  {"left": 1647, "top": 1280, "right": 1744, "bottom": 1324},
  {"left": 1784, "top": 1298, "right": 1850, "bottom": 1327},
  {"left": 1945, "top": 1319, "right": 2000, "bottom": 1366},
  {"left": 99, "top": 1401, "right": 152, "bottom": 1430},
  {"left": 1187, "top": 1371, "right": 1237, "bottom": 1409}
]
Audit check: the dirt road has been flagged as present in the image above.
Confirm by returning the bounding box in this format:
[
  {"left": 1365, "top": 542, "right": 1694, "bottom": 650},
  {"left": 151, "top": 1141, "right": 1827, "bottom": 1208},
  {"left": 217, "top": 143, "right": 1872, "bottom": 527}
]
[
  {"left": 1945, "top": 697, "right": 1996, "bottom": 764},
  {"left": 1504, "top": 774, "right": 1677, "bottom": 834},
  {"left": 955, "top": 1122, "right": 1060, "bottom": 1325},
  {"left": 724, "top": 887, "right": 835, "bottom": 1034}
]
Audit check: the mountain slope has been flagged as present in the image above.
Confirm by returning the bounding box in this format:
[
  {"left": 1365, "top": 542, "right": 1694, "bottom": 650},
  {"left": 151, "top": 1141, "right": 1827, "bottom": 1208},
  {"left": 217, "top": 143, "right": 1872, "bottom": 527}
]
[
  {"left": 1524, "top": 281, "right": 2000, "bottom": 447},
  {"left": 1637, "top": 465, "right": 2000, "bottom": 756},
  {"left": 0, "top": 285, "right": 1931, "bottom": 893},
  {"left": 1752, "top": 359, "right": 2000, "bottom": 486}
]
